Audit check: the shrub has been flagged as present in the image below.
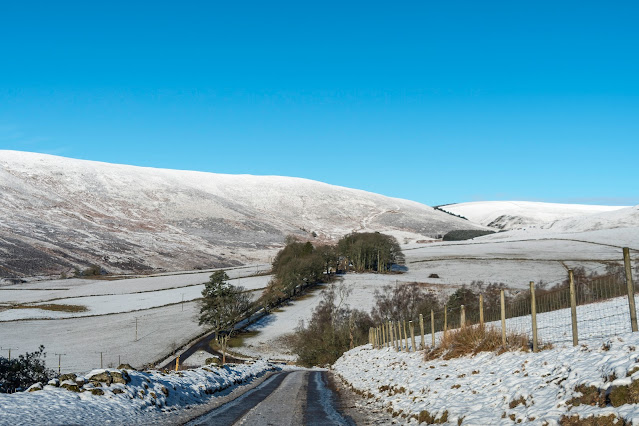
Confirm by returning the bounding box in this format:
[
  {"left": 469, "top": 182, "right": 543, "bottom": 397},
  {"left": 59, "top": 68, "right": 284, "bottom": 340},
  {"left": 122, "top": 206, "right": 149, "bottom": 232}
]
[
  {"left": 291, "top": 284, "right": 373, "bottom": 367},
  {"left": 371, "top": 283, "right": 441, "bottom": 324},
  {"left": 0, "top": 346, "right": 55, "bottom": 393}
]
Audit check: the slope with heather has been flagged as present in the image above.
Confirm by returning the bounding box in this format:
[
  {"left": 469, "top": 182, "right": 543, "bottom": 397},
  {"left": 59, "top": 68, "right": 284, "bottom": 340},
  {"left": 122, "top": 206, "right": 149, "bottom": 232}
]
[{"left": 0, "top": 150, "right": 479, "bottom": 278}]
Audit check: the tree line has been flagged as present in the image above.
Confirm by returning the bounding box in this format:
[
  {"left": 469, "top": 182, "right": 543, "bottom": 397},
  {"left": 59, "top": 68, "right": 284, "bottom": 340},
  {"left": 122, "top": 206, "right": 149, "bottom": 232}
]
[{"left": 261, "top": 232, "right": 404, "bottom": 310}]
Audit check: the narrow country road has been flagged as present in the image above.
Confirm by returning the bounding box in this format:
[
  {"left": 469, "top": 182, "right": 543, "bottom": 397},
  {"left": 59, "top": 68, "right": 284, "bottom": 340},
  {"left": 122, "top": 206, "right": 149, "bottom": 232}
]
[{"left": 186, "top": 370, "right": 355, "bottom": 426}]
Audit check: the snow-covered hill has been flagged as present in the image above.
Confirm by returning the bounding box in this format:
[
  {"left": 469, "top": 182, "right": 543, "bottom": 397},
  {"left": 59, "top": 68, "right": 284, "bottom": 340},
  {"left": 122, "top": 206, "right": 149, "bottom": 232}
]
[
  {"left": 439, "top": 201, "right": 628, "bottom": 230},
  {"left": 0, "top": 151, "right": 478, "bottom": 277}
]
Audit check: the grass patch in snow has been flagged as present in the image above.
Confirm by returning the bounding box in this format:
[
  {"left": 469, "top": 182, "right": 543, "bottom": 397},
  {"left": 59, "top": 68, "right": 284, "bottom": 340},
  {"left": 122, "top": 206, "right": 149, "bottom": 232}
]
[
  {"left": 11, "top": 303, "right": 89, "bottom": 313},
  {"left": 227, "top": 330, "right": 261, "bottom": 348},
  {"left": 424, "top": 324, "right": 547, "bottom": 360}
]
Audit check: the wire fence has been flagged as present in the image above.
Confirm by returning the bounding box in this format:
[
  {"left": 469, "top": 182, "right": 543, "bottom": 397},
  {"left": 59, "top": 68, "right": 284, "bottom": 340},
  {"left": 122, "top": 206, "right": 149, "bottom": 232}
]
[{"left": 370, "top": 248, "right": 639, "bottom": 353}]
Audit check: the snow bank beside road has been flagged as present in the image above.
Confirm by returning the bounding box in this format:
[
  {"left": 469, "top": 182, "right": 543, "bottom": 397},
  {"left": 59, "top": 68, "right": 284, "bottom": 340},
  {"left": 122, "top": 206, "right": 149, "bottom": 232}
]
[
  {"left": 334, "top": 334, "right": 639, "bottom": 424},
  {"left": 0, "top": 360, "right": 276, "bottom": 425}
]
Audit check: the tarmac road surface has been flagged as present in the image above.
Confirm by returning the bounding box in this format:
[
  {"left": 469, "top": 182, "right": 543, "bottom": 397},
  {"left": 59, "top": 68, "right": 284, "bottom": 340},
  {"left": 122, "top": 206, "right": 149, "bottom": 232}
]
[{"left": 186, "top": 370, "right": 355, "bottom": 426}]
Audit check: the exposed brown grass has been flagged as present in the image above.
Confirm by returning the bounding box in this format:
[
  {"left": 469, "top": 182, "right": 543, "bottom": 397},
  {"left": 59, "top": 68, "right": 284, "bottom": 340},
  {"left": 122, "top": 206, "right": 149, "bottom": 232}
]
[
  {"left": 424, "top": 324, "right": 537, "bottom": 361},
  {"left": 559, "top": 414, "right": 625, "bottom": 426},
  {"left": 11, "top": 303, "right": 88, "bottom": 313}
]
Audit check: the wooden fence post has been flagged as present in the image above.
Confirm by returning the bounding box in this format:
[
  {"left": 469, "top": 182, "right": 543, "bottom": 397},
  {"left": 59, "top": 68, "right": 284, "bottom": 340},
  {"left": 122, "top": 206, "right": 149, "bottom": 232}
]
[
  {"left": 382, "top": 323, "right": 387, "bottom": 348},
  {"left": 396, "top": 322, "right": 402, "bottom": 352},
  {"left": 444, "top": 305, "right": 448, "bottom": 338},
  {"left": 530, "top": 281, "right": 538, "bottom": 353},
  {"left": 460, "top": 305, "right": 466, "bottom": 328},
  {"left": 479, "top": 294, "right": 484, "bottom": 326},
  {"left": 431, "top": 310, "right": 435, "bottom": 347},
  {"left": 624, "top": 247, "right": 638, "bottom": 332},
  {"left": 403, "top": 321, "right": 409, "bottom": 351},
  {"left": 500, "top": 289, "right": 506, "bottom": 346},
  {"left": 419, "top": 313, "right": 425, "bottom": 350},
  {"left": 410, "top": 320, "right": 416, "bottom": 352},
  {"left": 569, "top": 270, "right": 579, "bottom": 346},
  {"left": 392, "top": 321, "right": 398, "bottom": 351}
]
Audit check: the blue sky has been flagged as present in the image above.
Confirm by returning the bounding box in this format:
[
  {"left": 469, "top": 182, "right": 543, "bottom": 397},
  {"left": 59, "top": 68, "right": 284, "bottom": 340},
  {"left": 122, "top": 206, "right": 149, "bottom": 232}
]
[{"left": 1, "top": 1, "right": 638, "bottom": 206}]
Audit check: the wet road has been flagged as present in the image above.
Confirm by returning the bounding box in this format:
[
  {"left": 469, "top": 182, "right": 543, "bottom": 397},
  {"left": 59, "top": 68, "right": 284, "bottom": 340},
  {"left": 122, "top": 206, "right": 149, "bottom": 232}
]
[{"left": 186, "top": 371, "right": 354, "bottom": 426}]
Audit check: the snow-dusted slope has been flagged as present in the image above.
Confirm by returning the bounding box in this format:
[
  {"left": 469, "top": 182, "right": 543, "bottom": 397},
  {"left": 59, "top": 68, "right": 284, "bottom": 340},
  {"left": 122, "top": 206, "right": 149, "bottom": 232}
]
[
  {"left": 439, "top": 201, "right": 628, "bottom": 230},
  {"left": 0, "top": 151, "right": 477, "bottom": 277},
  {"left": 545, "top": 205, "right": 639, "bottom": 233}
]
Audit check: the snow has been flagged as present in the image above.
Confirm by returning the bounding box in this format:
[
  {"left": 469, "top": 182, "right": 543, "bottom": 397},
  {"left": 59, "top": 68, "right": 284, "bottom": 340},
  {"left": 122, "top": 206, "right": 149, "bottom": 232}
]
[
  {"left": 0, "top": 361, "right": 277, "bottom": 425},
  {"left": 0, "top": 269, "right": 270, "bottom": 320},
  {"left": 0, "top": 150, "right": 476, "bottom": 277},
  {"left": 333, "top": 284, "right": 639, "bottom": 424},
  {"left": 440, "top": 201, "right": 628, "bottom": 230},
  {"left": 334, "top": 333, "right": 639, "bottom": 424},
  {"left": 0, "top": 301, "right": 208, "bottom": 373}
]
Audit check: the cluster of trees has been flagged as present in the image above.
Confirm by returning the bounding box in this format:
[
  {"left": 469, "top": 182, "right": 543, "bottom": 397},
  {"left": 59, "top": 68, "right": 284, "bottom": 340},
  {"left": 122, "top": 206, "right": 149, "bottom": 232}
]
[
  {"left": 338, "top": 232, "right": 404, "bottom": 273},
  {"left": 261, "top": 233, "right": 405, "bottom": 310},
  {"left": 260, "top": 239, "right": 334, "bottom": 309},
  {"left": 442, "top": 230, "right": 495, "bottom": 241},
  {"left": 0, "top": 346, "right": 54, "bottom": 393}
]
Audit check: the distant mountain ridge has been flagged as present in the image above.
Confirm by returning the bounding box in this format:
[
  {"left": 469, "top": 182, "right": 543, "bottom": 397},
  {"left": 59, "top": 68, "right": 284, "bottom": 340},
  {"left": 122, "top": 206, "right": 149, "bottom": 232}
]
[
  {"left": 440, "top": 201, "right": 630, "bottom": 231},
  {"left": 0, "top": 150, "right": 479, "bottom": 278}
]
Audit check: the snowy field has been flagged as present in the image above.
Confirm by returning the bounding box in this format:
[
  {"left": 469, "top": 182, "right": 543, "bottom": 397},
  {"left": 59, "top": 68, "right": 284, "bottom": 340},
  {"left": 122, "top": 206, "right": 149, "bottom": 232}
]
[
  {"left": 0, "top": 265, "right": 271, "bottom": 372},
  {"left": 0, "top": 267, "right": 270, "bottom": 320},
  {"left": 0, "top": 301, "right": 208, "bottom": 373}
]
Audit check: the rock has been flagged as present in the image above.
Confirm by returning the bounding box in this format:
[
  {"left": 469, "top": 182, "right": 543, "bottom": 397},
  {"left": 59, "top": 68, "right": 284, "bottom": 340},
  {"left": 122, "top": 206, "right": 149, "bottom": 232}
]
[
  {"left": 47, "top": 379, "right": 59, "bottom": 387},
  {"left": 112, "top": 388, "right": 125, "bottom": 394},
  {"left": 87, "top": 371, "right": 112, "bottom": 386},
  {"left": 75, "top": 377, "right": 86, "bottom": 386},
  {"left": 59, "top": 373, "right": 77, "bottom": 382},
  {"left": 111, "top": 371, "right": 130, "bottom": 384},
  {"left": 117, "top": 363, "right": 136, "bottom": 371},
  {"left": 161, "top": 386, "right": 169, "bottom": 397},
  {"left": 90, "top": 388, "right": 104, "bottom": 396},
  {"left": 61, "top": 380, "right": 81, "bottom": 392},
  {"left": 27, "top": 383, "right": 43, "bottom": 392}
]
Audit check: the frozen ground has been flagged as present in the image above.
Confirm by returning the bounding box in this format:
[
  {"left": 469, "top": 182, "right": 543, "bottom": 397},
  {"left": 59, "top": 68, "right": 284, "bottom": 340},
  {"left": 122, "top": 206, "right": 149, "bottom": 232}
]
[
  {"left": 333, "top": 287, "right": 639, "bottom": 423},
  {"left": 0, "top": 301, "right": 208, "bottom": 373},
  {"left": 0, "top": 266, "right": 270, "bottom": 320},
  {"left": 335, "top": 332, "right": 639, "bottom": 424},
  {"left": 0, "top": 360, "right": 277, "bottom": 425}
]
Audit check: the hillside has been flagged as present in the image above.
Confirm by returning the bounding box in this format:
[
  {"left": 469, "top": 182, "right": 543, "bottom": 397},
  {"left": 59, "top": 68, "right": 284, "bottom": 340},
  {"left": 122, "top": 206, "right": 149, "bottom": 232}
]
[
  {"left": 439, "top": 201, "right": 628, "bottom": 230},
  {"left": 0, "top": 150, "right": 478, "bottom": 278}
]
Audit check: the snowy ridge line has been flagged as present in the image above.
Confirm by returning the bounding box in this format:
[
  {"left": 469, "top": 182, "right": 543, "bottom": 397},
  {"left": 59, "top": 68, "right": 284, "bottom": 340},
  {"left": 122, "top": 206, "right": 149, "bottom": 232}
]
[{"left": 0, "top": 150, "right": 478, "bottom": 277}]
